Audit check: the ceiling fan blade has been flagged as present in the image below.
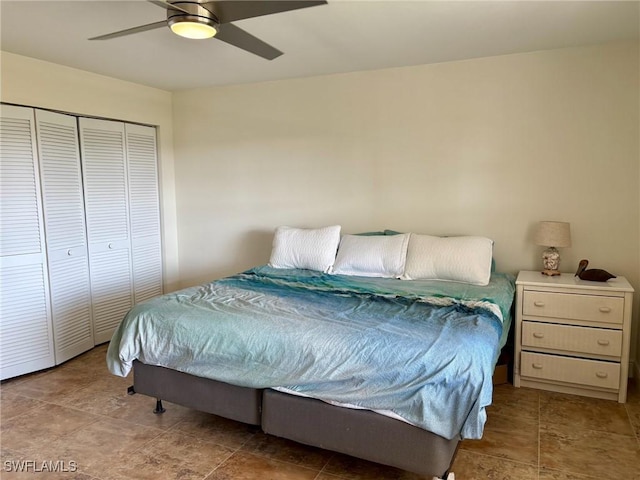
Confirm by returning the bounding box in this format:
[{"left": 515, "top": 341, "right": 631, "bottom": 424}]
[
  {"left": 147, "top": 0, "right": 191, "bottom": 15},
  {"left": 203, "top": 1, "right": 326, "bottom": 24},
  {"left": 89, "top": 20, "right": 167, "bottom": 40},
  {"left": 216, "top": 23, "right": 282, "bottom": 60}
]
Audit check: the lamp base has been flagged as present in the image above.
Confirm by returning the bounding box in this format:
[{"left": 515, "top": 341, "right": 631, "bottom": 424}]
[{"left": 541, "top": 269, "right": 561, "bottom": 276}]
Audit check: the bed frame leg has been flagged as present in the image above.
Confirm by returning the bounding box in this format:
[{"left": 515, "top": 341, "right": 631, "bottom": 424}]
[
  {"left": 433, "top": 472, "right": 455, "bottom": 480},
  {"left": 127, "top": 385, "right": 135, "bottom": 395},
  {"left": 153, "top": 398, "right": 166, "bottom": 414}
]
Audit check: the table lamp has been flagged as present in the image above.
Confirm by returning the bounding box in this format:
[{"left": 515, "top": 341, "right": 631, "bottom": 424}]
[{"left": 534, "top": 221, "right": 571, "bottom": 276}]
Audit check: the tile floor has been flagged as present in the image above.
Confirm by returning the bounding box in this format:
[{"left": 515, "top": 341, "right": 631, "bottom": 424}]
[{"left": 1, "top": 345, "right": 639, "bottom": 480}]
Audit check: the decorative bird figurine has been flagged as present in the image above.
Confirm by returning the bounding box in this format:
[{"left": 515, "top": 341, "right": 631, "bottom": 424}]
[{"left": 575, "top": 259, "right": 616, "bottom": 282}]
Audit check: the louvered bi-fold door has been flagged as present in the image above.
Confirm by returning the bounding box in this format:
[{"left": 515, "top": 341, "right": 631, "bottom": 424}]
[
  {"left": 79, "top": 118, "right": 133, "bottom": 344},
  {"left": 125, "top": 124, "right": 163, "bottom": 304},
  {"left": 35, "top": 110, "right": 94, "bottom": 363},
  {"left": 0, "top": 105, "right": 55, "bottom": 380}
]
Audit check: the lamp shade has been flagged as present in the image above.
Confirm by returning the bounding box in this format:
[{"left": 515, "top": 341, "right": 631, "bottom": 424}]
[{"left": 534, "top": 221, "right": 572, "bottom": 248}]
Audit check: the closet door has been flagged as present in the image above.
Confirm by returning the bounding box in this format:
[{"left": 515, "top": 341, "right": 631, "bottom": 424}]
[
  {"left": 125, "top": 124, "right": 163, "bottom": 304},
  {"left": 0, "top": 105, "right": 55, "bottom": 379},
  {"left": 35, "top": 110, "right": 94, "bottom": 363},
  {"left": 79, "top": 118, "right": 133, "bottom": 344}
]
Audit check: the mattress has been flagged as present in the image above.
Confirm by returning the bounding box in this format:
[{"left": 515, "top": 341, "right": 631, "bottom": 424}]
[{"left": 107, "top": 266, "right": 515, "bottom": 440}]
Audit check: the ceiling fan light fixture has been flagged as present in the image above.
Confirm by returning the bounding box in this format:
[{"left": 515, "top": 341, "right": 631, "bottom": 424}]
[{"left": 169, "top": 17, "right": 218, "bottom": 39}]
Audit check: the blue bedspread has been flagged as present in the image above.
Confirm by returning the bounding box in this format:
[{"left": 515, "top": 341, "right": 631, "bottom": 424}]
[{"left": 107, "top": 266, "right": 515, "bottom": 440}]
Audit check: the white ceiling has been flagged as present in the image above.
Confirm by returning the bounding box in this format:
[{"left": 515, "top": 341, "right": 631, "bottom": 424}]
[{"left": 1, "top": 0, "right": 638, "bottom": 91}]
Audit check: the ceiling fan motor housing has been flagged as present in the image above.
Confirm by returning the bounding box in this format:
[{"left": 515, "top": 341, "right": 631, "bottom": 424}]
[{"left": 167, "top": 2, "right": 220, "bottom": 33}]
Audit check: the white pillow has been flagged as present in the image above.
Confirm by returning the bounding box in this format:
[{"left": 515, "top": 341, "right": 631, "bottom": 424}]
[
  {"left": 402, "top": 234, "right": 493, "bottom": 285},
  {"left": 332, "top": 233, "right": 410, "bottom": 278},
  {"left": 268, "top": 225, "right": 341, "bottom": 273}
]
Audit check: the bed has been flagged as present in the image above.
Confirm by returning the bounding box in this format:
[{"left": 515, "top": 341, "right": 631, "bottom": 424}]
[{"left": 107, "top": 229, "right": 515, "bottom": 478}]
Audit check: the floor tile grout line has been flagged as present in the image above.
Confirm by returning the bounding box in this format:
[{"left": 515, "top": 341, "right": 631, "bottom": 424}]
[
  {"left": 4, "top": 394, "right": 128, "bottom": 432},
  {"left": 0, "top": 400, "right": 46, "bottom": 423},
  {"left": 200, "top": 433, "right": 255, "bottom": 480},
  {"left": 312, "top": 451, "right": 337, "bottom": 480},
  {"left": 198, "top": 447, "right": 237, "bottom": 480},
  {"left": 539, "top": 422, "right": 639, "bottom": 441},
  {"left": 235, "top": 432, "right": 334, "bottom": 477},
  {"left": 455, "top": 448, "right": 538, "bottom": 469},
  {"left": 249, "top": 449, "right": 324, "bottom": 473},
  {"left": 539, "top": 466, "right": 602, "bottom": 480},
  {"left": 0, "top": 397, "right": 105, "bottom": 426},
  {"left": 222, "top": 449, "right": 325, "bottom": 477},
  {"left": 0, "top": 379, "right": 107, "bottom": 406},
  {"left": 116, "top": 419, "right": 175, "bottom": 459},
  {"left": 623, "top": 402, "right": 640, "bottom": 446}
]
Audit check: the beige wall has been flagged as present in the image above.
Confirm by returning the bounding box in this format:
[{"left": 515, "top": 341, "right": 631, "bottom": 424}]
[
  {"left": 0, "top": 52, "right": 180, "bottom": 292},
  {"left": 172, "top": 41, "right": 639, "bottom": 367}
]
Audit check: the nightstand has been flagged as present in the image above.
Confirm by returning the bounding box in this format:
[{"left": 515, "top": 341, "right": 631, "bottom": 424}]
[{"left": 514, "top": 271, "right": 634, "bottom": 403}]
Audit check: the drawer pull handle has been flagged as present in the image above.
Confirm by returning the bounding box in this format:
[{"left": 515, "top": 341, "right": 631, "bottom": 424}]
[
  {"left": 595, "top": 371, "right": 608, "bottom": 379},
  {"left": 108, "top": 243, "right": 113, "bottom": 249},
  {"left": 533, "top": 301, "right": 545, "bottom": 307},
  {"left": 67, "top": 249, "right": 72, "bottom": 256},
  {"left": 597, "top": 339, "right": 610, "bottom": 346},
  {"left": 532, "top": 363, "right": 543, "bottom": 369},
  {"left": 599, "top": 307, "right": 611, "bottom": 313},
  {"left": 533, "top": 333, "right": 544, "bottom": 339}
]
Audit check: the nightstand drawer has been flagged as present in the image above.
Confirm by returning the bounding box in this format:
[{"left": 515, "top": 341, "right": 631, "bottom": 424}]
[
  {"left": 522, "top": 291, "right": 624, "bottom": 325},
  {"left": 521, "top": 352, "right": 620, "bottom": 390},
  {"left": 522, "top": 321, "right": 622, "bottom": 357}
]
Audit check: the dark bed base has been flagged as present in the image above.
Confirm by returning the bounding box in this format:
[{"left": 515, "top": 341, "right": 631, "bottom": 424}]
[
  {"left": 131, "top": 361, "right": 458, "bottom": 478},
  {"left": 133, "top": 360, "right": 262, "bottom": 425}
]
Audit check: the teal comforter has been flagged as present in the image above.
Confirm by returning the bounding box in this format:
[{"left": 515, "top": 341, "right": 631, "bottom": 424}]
[{"left": 107, "top": 266, "right": 515, "bottom": 440}]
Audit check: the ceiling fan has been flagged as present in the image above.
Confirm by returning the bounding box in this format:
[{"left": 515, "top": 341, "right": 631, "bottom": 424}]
[{"left": 89, "top": 0, "right": 327, "bottom": 60}]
